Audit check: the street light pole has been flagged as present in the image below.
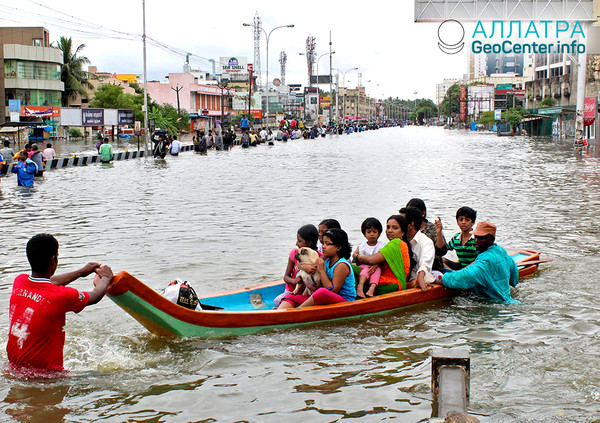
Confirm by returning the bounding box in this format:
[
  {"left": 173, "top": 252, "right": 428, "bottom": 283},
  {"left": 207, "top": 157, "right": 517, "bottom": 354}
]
[
  {"left": 243, "top": 23, "right": 294, "bottom": 126},
  {"left": 142, "top": 0, "right": 150, "bottom": 155},
  {"left": 315, "top": 51, "right": 335, "bottom": 124}
]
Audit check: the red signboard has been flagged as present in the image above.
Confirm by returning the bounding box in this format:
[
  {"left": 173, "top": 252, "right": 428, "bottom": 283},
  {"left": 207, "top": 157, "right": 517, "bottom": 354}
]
[
  {"left": 247, "top": 63, "right": 253, "bottom": 72},
  {"left": 21, "top": 106, "right": 60, "bottom": 117},
  {"left": 584, "top": 97, "right": 596, "bottom": 127},
  {"left": 250, "top": 109, "right": 262, "bottom": 119},
  {"left": 460, "top": 86, "right": 466, "bottom": 121}
]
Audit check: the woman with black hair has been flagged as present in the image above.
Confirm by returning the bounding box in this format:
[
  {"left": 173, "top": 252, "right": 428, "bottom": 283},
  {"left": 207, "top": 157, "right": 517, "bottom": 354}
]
[
  {"left": 278, "top": 228, "right": 356, "bottom": 308},
  {"left": 299, "top": 228, "right": 356, "bottom": 307}
]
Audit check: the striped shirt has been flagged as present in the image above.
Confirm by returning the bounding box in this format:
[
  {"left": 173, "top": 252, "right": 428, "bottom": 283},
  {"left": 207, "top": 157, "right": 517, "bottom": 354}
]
[{"left": 446, "top": 233, "right": 478, "bottom": 266}]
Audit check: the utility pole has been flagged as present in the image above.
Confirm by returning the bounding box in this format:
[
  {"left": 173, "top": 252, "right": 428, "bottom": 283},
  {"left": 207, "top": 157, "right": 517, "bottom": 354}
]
[
  {"left": 171, "top": 84, "right": 182, "bottom": 116},
  {"left": 328, "top": 31, "right": 333, "bottom": 125},
  {"left": 142, "top": 0, "right": 150, "bottom": 155}
]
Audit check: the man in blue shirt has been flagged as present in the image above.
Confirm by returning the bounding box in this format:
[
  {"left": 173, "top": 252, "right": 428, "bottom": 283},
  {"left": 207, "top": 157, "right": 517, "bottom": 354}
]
[
  {"left": 240, "top": 114, "right": 250, "bottom": 131},
  {"left": 437, "top": 221, "right": 519, "bottom": 303},
  {"left": 11, "top": 150, "right": 38, "bottom": 187}
]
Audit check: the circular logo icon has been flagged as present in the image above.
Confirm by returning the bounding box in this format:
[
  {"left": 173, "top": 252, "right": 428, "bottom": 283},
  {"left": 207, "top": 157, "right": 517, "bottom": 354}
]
[{"left": 438, "top": 19, "right": 465, "bottom": 54}]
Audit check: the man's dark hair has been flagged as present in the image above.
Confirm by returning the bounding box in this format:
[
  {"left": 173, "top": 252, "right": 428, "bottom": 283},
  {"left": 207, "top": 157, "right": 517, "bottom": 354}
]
[
  {"left": 406, "top": 198, "right": 427, "bottom": 216},
  {"left": 456, "top": 206, "right": 477, "bottom": 222},
  {"left": 402, "top": 206, "right": 423, "bottom": 232},
  {"left": 26, "top": 234, "right": 59, "bottom": 273},
  {"left": 4, "top": 141, "right": 10, "bottom": 147}
]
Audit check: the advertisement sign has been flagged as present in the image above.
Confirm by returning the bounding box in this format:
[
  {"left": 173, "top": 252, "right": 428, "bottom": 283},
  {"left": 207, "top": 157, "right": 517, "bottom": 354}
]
[
  {"left": 20, "top": 106, "right": 60, "bottom": 117},
  {"left": 82, "top": 108, "right": 104, "bottom": 126},
  {"left": 220, "top": 57, "right": 249, "bottom": 76},
  {"left": 459, "top": 85, "right": 466, "bottom": 121},
  {"left": 494, "top": 109, "right": 502, "bottom": 120},
  {"left": 8, "top": 99, "right": 21, "bottom": 112},
  {"left": 118, "top": 109, "right": 135, "bottom": 125},
  {"left": 584, "top": 97, "right": 596, "bottom": 127}
]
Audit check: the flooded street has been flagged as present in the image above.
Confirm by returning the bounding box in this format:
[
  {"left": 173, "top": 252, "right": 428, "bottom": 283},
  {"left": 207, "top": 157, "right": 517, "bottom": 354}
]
[{"left": 1, "top": 126, "right": 599, "bottom": 422}]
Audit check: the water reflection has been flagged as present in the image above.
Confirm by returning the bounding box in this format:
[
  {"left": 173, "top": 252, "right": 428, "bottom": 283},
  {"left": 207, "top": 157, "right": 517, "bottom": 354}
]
[{"left": 3, "top": 382, "right": 70, "bottom": 423}]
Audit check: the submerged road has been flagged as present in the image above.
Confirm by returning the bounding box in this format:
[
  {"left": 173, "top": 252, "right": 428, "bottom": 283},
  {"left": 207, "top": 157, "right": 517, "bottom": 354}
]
[{"left": 0, "top": 126, "right": 599, "bottom": 421}]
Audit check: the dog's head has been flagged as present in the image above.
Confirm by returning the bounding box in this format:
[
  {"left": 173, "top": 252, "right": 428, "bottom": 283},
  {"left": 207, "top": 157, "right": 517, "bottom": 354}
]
[{"left": 296, "top": 247, "right": 319, "bottom": 264}]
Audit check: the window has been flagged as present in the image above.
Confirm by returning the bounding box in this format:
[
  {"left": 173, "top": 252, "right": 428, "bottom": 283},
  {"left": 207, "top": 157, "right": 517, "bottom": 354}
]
[{"left": 33, "top": 39, "right": 42, "bottom": 46}]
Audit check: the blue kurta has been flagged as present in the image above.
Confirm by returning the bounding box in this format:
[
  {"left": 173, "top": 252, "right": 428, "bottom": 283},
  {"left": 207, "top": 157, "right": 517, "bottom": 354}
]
[{"left": 442, "top": 243, "right": 519, "bottom": 303}]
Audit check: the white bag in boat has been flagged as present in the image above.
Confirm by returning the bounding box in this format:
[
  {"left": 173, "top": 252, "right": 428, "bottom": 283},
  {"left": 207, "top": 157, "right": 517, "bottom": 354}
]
[{"left": 163, "top": 278, "right": 203, "bottom": 311}]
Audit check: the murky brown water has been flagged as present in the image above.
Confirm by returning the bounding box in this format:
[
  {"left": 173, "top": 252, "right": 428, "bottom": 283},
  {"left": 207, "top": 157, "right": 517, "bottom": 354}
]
[{"left": 1, "top": 126, "right": 599, "bottom": 422}]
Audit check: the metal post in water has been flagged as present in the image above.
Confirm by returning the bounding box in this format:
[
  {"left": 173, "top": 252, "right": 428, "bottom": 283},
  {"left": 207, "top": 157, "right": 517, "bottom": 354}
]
[{"left": 431, "top": 347, "right": 471, "bottom": 419}]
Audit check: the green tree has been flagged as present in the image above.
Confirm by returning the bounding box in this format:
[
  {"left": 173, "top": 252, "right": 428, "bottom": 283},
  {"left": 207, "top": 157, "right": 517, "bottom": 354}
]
[
  {"left": 439, "top": 84, "right": 462, "bottom": 117},
  {"left": 90, "top": 84, "right": 149, "bottom": 124},
  {"left": 410, "top": 99, "right": 438, "bottom": 124},
  {"left": 505, "top": 108, "right": 524, "bottom": 132},
  {"left": 539, "top": 97, "right": 557, "bottom": 107},
  {"left": 55, "top": 36, "right": 93, "bottom": 106},
  {"left": 477, "top": 111, "right": 497, "bottom": 127},
  {"left": 149, "top": 104, "right": 190, "bottom": 134},
  {"left": 90, "top": 84, "right": 133, "bottom": 109}
]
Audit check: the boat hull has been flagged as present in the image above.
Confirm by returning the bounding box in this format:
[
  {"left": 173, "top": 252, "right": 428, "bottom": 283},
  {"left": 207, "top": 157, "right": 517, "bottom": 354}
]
[{"left": 107, "top": 250, "right": 542, "bottom": 338}]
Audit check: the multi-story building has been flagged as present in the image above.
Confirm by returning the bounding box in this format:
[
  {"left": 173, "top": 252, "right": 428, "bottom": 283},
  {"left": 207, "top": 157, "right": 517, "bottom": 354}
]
[
  {"left": 0, "top": 27, "right": 63, "bottom": 122},
  {"left": 144, "top": 72, "right": 234, "bottom": 131},
  {"left": 66, "top": 66, "right": 137, "bottom": 108},
  {"left": 335, "top": 87, "right": 375, "bottom": 121},
  {"left": 436, "top": 78, "right": 462, "bottom": 107},
  {"left": 524, "top": 25, "right": 599, "bottom": 139}
]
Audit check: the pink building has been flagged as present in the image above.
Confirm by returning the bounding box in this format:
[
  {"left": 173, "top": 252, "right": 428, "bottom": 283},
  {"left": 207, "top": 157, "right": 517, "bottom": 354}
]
[{"left": 144, "top": 72, "right": 234, "bottom": 131}]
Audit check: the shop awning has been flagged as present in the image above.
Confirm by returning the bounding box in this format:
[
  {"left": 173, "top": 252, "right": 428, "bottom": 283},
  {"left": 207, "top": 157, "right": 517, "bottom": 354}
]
[{"left": 522, "top": 115, "right": 546, "bottom": 122}]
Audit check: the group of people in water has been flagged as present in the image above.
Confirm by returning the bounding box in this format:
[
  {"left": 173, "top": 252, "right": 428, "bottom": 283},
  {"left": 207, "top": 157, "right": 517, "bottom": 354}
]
[
  {"left": 0, "top": 141, "right": 56, "bottom": 187},
  {"left": 276, "top": 198, "right": 520, "bottom": 309}
]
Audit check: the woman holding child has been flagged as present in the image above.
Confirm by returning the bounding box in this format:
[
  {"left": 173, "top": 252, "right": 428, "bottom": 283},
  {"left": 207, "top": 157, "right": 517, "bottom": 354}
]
[
  {"left": 354, "top": 215, "right": 414, "bottom": 294},
  {"left": 278, "top": 228, "right": 356, "bottom": 309}
]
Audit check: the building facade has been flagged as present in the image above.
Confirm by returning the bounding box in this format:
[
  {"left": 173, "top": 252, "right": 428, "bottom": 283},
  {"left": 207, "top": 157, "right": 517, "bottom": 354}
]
[
  {"left": 144, "top": 72, "right": 234, "bottom": 131},
  {"left": 0, "top": 27, "right": 63, "bottom": 122}
]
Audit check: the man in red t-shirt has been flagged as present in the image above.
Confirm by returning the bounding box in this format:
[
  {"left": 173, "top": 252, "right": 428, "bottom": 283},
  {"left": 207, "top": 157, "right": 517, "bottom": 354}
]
[{"left": 7, "top": 234, "right": 113, "bottom": 372}]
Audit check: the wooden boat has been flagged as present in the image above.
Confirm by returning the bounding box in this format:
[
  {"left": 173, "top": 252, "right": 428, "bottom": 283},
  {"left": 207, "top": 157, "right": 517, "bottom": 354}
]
[{"left": 107, "top": 250, "right": 542, "bottom": 338}]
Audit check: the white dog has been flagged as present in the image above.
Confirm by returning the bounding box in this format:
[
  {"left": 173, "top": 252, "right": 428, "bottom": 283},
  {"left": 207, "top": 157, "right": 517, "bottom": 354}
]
[{"left": 293, "top": 247, "right": 322, "bottom": 295}]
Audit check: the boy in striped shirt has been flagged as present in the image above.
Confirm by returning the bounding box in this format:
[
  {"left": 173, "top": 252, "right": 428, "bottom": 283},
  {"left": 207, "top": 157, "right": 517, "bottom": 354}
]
[{"left": 435, "top": 206, "right": 478, "bottom": 270}]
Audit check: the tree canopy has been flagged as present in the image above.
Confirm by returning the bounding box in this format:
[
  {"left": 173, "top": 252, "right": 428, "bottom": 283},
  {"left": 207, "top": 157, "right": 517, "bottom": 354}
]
[
  {"left": 439, "top": 84, "right": 461, "bottom": 117},
  {"left": 55, "top": 36, "right": 93, "bottom": 106},
  {"left": 90, "top": 84, "right": 150, "bottom": 124}
]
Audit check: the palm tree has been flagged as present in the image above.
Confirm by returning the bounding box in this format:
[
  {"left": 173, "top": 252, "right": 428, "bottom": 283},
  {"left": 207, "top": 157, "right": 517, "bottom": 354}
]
[{"left": 55, "top": 36, "right": 93, "bottom": 106}]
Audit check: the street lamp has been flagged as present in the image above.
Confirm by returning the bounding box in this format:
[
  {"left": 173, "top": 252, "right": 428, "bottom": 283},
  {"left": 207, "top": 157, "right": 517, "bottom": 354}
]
[
  {"left": 332, "top": 67, "right": 358, "bottom": 122},
  {"left": 243, "top": 22, "right": 294, "bottom": 123},
  {"left": 315, "top": 51, "right": 335, "bottom": 123}
]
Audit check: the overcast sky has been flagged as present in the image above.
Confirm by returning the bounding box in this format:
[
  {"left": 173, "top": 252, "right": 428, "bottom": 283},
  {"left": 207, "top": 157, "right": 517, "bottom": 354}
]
[{"left": 0, "top": 0, "right": 471, "bottom": 100}]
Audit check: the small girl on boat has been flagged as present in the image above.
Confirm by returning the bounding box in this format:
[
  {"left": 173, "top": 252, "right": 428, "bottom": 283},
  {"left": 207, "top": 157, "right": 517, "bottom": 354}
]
[
  {"left": 274, "top": 224, "right": 320, "bottom": 307},
  {"left": 278, "top": 228, "right": 356, "bottom": 309},
  {"left": 317, "top": 219, "right": 341, "bottom": 253},
  {"left": 352, "top": 217, "right": 386, "bottom": 298}
]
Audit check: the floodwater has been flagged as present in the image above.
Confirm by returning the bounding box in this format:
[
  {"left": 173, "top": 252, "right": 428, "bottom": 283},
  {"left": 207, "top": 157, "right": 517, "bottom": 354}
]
[{"left": 0, "top": 126, "right": 599, "bottom": 422}]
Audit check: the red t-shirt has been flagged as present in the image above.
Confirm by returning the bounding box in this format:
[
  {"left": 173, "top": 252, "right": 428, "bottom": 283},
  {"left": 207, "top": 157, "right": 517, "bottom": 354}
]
[{"left": 7, "top": 274, "right": 89, "bottom": 371}]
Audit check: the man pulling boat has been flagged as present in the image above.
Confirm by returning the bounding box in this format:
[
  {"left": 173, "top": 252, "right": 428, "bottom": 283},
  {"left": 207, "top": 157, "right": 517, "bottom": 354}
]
[{"left": 435, "top": 221, "right": 520, "bottom": 303}]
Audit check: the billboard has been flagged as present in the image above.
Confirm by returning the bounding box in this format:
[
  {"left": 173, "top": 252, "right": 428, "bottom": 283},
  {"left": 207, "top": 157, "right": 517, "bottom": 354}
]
[
  {"left": 21, "top": 106, "right": 60, "bottom": 117},
  {"left": 220, "top": 57, "right": 249, "bottom": 77},
  {"left": 119, "top": 110, "right": 135, "bottom": 124},
  {"left": 82, "top": 108, "right": 104, "bottom": 126}
]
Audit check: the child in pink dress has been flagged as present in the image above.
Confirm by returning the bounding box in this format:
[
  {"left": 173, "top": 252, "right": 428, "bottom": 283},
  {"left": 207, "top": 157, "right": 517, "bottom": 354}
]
[{"left": 352, "top": 218, "right": 386, "bottom": 298}]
